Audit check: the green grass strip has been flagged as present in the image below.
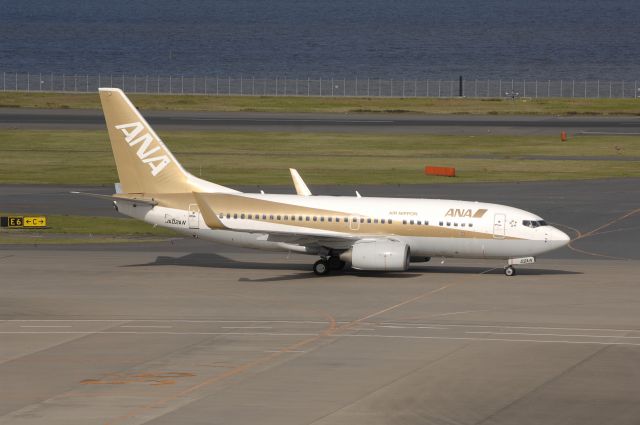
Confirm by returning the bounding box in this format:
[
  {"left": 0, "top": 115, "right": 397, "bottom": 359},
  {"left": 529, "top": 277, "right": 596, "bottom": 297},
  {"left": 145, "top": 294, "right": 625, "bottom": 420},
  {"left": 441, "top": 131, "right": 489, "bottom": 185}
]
[
  {"left": 1, "top": 130, "right": 639, "bottom": 185},
  {"left": 2, "top": 92, "right": 640, "bottom": 115},
  {"left": 0, "top": 212, "right": 178, "bottom": 245}
]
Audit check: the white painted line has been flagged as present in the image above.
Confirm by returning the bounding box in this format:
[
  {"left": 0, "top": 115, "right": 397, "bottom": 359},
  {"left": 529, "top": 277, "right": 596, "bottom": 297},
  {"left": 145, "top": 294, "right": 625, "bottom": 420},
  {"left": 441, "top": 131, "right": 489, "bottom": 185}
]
[
  {"left": 19, "top": 325, "right": 72, "bottom": 328},
  {"left": 344, "top": 334, "right": 640, "bottom": 346},
  {"left": 9, "top": 319, "right": 126, "bottom": 322},
  {"left": 0, "top": 331, "right": 316, "bottom": 337},
  {"left": 466, "top": 331, "right": 640, "bottom": 339},
  {"left": 7, "top": 319, "right": 336, "bottom": 325},
  {"left": 222, "top": 326, "right": 273, "bottom": 330},
  {"left": 11, "top": 320, "right": 638, "bottom": 334},
  {"left": 379, "top": 325, "right": 446, "bottom": 330},
  {"left": 263, "top": 350, "right": 307, "bottom": 353},
  {"left": 416, "top": 326, "right": 448, "bottom": 330},
  {"left": 429, "top": 309, "right": 492, "bottom": 318},
  {"left": 380, "top": 323, "right": 640, "bottom": 333},
  {"left": 3, "top": 330, "right": 640, "bottom": 347},
  {"left": 120, "top": 325, "right": 173, "bottom": 329}
]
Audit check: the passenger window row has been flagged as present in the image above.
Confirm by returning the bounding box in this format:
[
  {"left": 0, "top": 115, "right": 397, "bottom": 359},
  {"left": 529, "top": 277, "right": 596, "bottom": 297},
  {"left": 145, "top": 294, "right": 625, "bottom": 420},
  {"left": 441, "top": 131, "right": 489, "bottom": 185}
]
[
  {"left": 437, "top": 221, "right": 473, "bottom": 228},
  {"left": 217, "top": 213, "right": 393, "bottom": 224},
  {"left": 216, "top": 213, "right": 477, "bottom": 229},
  {"left": 402, "top": 219, "right": 430, "bottom": 226},
  {"left": 399, "top": 219, "right": 474, "bottom": 228}
]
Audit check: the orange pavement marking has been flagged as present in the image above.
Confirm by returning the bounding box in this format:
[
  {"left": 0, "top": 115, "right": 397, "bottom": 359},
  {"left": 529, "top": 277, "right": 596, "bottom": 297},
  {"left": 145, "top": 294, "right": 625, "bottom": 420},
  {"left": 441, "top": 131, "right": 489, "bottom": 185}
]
[
  {"left": 556, "top": 208, "right": 639, "bottom": 261},
  {"left": 577, "top": 208, "right": 640, "bottom": 240},
  {"left": 104, "top": 284, "right": 452, "bottom": 425},
  {"left": 567, "top": 243, "right": 626, "bottom": 260}
]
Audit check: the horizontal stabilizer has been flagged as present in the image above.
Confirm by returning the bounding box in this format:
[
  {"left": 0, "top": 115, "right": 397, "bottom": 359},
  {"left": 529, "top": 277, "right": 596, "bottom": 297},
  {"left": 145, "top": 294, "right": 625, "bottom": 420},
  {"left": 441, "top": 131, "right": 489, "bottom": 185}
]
[{"left": 70, "top": 191, "right": 158, "bottom": 206}]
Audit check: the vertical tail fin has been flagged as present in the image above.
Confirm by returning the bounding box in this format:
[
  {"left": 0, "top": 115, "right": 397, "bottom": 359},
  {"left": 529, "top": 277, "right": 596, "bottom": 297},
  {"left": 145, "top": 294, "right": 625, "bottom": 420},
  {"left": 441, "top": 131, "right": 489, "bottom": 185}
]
[{"left": 99, "top": 88, "right": 236, "bottom": 194}]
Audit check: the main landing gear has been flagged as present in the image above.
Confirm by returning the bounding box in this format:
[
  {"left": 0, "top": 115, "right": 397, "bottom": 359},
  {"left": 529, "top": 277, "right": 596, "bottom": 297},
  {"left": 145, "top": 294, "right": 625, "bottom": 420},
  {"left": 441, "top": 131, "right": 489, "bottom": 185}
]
[
  {"left": 313, "top": 259, "right": 329, "bottom": 275},
  {"left": 313, "top": 256, "right": 346, "bottom": 276}
]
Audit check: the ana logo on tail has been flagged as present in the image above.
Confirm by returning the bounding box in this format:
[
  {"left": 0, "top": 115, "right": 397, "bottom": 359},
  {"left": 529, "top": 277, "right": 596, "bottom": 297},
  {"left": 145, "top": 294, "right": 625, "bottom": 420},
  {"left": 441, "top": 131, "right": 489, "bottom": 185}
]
[{"left": 115, "top": 122, "right": 171, "bottom": 176}]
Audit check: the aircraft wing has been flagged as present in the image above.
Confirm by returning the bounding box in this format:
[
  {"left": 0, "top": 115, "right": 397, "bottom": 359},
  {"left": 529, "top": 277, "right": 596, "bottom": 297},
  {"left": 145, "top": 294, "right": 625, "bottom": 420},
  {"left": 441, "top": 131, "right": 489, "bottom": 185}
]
[
  {"left": 261, "top": 232, "right": 381, "bottom": 250},
  {"left": 192, "top": 192, "right": 386, "bottom": 250}
]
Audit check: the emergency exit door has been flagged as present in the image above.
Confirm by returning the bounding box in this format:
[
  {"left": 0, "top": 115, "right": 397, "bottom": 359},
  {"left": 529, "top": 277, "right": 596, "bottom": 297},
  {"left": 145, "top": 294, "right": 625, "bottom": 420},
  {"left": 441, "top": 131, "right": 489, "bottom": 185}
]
[{"left": 493, "top": 213, "right": 505, "bottom": 239}]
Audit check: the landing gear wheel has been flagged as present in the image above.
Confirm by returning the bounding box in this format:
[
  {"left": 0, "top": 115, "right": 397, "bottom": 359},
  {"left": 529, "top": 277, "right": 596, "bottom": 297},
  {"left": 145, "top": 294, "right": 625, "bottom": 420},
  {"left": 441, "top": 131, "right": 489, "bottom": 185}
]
[
  {"left": 328, "top": 256, "right": 346, "bottom": 271},
  {"left": 504, "top": 266, "right": 516, "bottom": 277},
  {"left": 313, "top": 259, "right": 330, "bottom": 276}
]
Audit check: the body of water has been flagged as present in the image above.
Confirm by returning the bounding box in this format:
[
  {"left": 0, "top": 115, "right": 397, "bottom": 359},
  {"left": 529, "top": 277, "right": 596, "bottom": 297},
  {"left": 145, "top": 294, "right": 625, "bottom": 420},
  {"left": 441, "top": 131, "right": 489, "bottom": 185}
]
[{"left": 1, "top": 0, "right": 639, "bottom": 79}]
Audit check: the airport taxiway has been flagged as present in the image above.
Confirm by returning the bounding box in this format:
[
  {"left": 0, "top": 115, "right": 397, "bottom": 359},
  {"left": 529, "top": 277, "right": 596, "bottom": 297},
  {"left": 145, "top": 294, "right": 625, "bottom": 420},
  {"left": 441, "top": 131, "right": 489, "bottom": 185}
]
[
  {"left": 1, "top": 178, "right": 640, "bottom": 424},
  {"left": 1, "top": 108, "right": 640, "bottom": 135},
  {"left": 1, "top": 250, "right": 639, "bottom": 425}
]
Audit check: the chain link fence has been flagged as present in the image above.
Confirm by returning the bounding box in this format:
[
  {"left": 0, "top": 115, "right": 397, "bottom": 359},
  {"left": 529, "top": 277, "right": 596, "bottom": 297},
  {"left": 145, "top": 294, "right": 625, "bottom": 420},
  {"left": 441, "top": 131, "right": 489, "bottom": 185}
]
[{"left": 2, "top": 72, "right": 640, "bottom": 99}]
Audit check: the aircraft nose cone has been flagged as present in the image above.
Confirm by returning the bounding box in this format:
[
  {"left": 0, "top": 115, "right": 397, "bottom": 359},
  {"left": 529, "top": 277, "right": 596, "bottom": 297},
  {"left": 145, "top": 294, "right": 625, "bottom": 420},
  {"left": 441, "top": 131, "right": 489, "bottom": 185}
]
[
  {"left": 541, "top": 227, "right": 571, "bottom": 253},
  {"left": 553, "top": 227, "right": 571, "bottom": 245}
]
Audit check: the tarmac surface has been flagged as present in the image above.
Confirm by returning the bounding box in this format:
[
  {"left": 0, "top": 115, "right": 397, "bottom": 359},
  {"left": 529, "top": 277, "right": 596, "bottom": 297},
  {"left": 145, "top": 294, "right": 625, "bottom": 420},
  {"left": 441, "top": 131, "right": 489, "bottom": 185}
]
[
  {"left": 1, "top": 253, "right": 639, "bottom": 425},
  {"left": 1, "top": 180, "right": 640, "bottom": 424},
  {"left": 2, "top": 108, "right": 640, "bottom": 135}
]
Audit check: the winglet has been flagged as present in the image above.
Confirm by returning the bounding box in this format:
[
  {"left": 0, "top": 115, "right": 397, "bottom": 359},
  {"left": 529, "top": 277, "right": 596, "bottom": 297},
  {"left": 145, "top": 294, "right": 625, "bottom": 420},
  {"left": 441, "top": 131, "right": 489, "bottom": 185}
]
[
  {"left": 192, "top": 192, "right": 227, "bottom": 229},
  {"left": 289, "top": 168, "right": 312, "bottom": 196}
]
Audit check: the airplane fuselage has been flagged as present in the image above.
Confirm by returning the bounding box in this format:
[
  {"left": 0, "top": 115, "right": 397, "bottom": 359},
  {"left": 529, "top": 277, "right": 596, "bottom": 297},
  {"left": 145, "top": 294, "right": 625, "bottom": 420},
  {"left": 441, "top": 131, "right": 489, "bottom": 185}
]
[{"left": 116, "top": 193, "right": 569, "bottom": 260}]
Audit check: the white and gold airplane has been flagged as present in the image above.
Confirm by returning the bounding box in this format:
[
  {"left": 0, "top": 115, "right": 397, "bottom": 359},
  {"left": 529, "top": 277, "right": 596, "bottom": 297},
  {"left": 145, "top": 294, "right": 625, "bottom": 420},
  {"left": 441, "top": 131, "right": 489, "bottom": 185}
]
[{"left": 77, "top": 88, "right": 570, "bottom": 276}]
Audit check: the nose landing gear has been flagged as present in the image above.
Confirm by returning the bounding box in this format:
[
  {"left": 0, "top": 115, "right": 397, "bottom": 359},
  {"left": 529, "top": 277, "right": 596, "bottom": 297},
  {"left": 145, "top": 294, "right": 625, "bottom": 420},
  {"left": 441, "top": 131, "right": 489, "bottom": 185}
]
[
  {"left": 504, "top": 266, "right": 516, "bottom": 276},
  {"left": 504, "top": 257, "right": 535, "bottom": 276}
]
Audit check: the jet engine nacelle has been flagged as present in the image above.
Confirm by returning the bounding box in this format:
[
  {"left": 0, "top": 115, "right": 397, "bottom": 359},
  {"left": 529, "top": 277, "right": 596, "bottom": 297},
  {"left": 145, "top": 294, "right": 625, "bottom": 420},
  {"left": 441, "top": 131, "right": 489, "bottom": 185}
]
[{"left": 341, "top": 240, "right": 410, "bottom": 271}]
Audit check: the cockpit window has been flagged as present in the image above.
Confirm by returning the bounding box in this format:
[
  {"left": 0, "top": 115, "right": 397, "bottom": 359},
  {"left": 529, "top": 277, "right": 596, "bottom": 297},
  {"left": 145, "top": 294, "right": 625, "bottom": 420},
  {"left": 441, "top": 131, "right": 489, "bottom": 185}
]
[{"left": 522, "top": 219, "right": 548, "bottom": 228}]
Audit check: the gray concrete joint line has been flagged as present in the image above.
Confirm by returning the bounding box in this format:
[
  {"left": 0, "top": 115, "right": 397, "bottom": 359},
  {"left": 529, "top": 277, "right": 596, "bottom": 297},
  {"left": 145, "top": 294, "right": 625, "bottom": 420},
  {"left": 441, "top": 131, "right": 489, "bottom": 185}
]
[
  {"left": 305, "top": 342, "right": 475, "bottom": 425},
  {"left": 473, "top": 343, "right": 613, "bottom": 425}
]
